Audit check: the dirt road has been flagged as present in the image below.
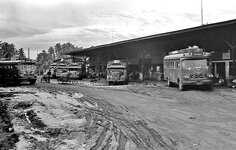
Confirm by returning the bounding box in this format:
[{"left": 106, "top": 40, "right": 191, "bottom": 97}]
[{"left": 1, "top": 79, "right": 236, "bottom": 150}]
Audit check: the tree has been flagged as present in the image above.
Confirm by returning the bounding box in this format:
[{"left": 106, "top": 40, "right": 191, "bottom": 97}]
[
  {"left": 54, "top": 43, "right": 62, "bottom": 59},
  {"left": 18, "top": 48, "right": 26, "bottom": 60},
  {"left": 61, "top": 42, "right": 75, "bottom": 53},
  {"left": 0, "top": 42, "right": 16, "bottom": 58},
  {"left": 37, "top": 50, "right": 48, "bottom": 64},
  {"left": 0, "top": 41, "right": 3, "bottom": 58},
  {"left": 53, "top": 42, "right": 81, "bottom": 59},
  {"left": 47, "top": 46, "right": 55, "bottom": 60}
]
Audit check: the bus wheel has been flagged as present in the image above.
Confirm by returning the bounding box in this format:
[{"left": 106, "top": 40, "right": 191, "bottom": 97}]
[
  {"left": 72, "top": 79, "right": 78, "bottom": 85},
  {"left": 205, "top": 84, "right": 213, "bottom": 91},
  {"left": 167, "top": 79, "right": 173, "bottom": 87},
  {"left": 15, "top": 80, "right": 21, "bottom": 85},
  {"left": 178, "top": 80, "right": 185, "bottom": 91},
  {"left": 30, "top": 79, "right": 36, "bottom": 85}
]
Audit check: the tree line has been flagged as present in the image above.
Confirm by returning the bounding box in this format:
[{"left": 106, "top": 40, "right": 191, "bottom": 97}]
[
  {"left": 0, "top": 41, "right": 26, "bottom": 60},
  {"left": 36, "top": 42, "right": 82, "bottom": 74},
  {"left": 1, "top": 40, "right": 82, "bottom": 74}
]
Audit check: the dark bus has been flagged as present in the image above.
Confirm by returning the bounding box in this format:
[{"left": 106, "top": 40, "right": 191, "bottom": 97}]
[
  {"left": 0, "top": 60, "right": 37, "bottom": 85},
  {"left": 106, "top": 60, "right": 128, "bottom": 85}
]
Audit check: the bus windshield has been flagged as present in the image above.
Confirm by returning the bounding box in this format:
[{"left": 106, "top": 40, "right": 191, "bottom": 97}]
[
  {"left": 182, "top": 59, "right": 207, "bottom": 69},
  {"left": 18, "top": 64, "right": 36, "bottom": 70},
  {"left": 107, "top": 68, "right": 124, "bottom": 75}
]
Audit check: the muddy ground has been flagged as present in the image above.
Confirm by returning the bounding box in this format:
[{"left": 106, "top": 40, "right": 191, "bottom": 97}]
[{"left": 0, "top": 79, "right": 236, "bottom": 150}]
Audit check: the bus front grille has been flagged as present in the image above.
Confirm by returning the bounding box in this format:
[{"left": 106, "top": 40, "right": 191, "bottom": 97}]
[
  {"left": 190, "top": 74, "right": 207, "bottom": 79},
  {"left": 112, "top": 72, "right": 120, "bottom": 80}
]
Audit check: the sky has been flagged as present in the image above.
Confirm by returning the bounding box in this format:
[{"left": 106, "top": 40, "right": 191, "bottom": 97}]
[{"left": 0, "top": 0, "right": 236, "bottom": 59}]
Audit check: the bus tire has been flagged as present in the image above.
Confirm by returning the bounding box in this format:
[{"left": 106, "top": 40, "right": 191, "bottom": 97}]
[
  {"left": 167, "top": 78, "right": 173, "bottom": 87},
  {"left": 178, "top": 80, "right": 185, "bottom": 91},
  {"left": 15, "top": 80, "right": 21, "bottom": 85},
  {"left": 205, "top": 84, "right": 213, "bottom": 91},
  {"left": 30, "top": 79, "right": 36, "bottom": 85}
]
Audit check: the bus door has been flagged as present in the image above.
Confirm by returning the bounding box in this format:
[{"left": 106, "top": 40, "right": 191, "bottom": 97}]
[
  {"left": 173, "top": 60, "right": 180, "bottom": 82},
  {"left": 216, "top": 62, "right": 225, "bottom": 79},
  {"left": 169, "top": 60, "right": 179, "bottom": 82}
]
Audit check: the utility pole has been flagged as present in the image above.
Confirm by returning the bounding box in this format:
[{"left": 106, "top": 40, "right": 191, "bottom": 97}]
[
  {"left": 111, "top": 29, "right": 114, "bottom": 43},
  {"left": 201, "top": 0, "right": 204, "bottom": 25},
  {"left": 28, "top": 48, "right": 30, "bottom": 59},
  {"left": 232, "top": 36, "right": 236, "bottom": 77},
  {"left": 142, "top": 50, "right": 145, "bottom": 81},
  {"left": 233, "top": 47, "right": 235, "bottom": 77}
]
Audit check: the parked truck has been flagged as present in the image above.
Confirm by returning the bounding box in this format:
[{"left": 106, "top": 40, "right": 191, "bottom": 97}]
[{"left": 106, "top": 60, "right": 128, "bottom": 85}]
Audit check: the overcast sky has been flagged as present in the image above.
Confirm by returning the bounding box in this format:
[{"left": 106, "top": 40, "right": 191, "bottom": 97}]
[{"left": 0, "top": 0, "right": 236, "bottom": 59}]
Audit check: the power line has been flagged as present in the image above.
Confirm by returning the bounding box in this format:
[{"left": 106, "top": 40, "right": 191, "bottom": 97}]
[{"left": 201, "top": 0, "right": 204, "bottom": 25}]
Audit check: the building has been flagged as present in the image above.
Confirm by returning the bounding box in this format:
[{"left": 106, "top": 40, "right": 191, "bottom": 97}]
[{"left": 65, "top": 19, "right": 236, "bottom": 80}]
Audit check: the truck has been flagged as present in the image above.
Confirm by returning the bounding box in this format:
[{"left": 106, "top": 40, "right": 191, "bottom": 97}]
[{"left": 106, "top": 60, "right": 128, "bottom": 85}]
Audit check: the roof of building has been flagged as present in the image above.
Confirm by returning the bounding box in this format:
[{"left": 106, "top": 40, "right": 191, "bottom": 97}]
[{"left": 65, "top": 19, "right": 236, "bottom": 55}]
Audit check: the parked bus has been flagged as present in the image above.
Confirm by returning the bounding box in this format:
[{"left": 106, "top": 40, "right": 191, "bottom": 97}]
[
  {"left": 106, "top": 60, "right": 128, "bottom": 85},
  {"left": 55, "top": 63, "right": 68, "bottom": 78},
  {"left": 163, "top": 46, "right": 214, "bottom": 91},
  {"left": 0, "top": 60, "right": 37, "bottom": 85},
  {"left": 67, "top": 63, "right": 83, "bottom": 80},
  {"left": 49, "top": 63, "right": 57, "bottom": 78}
]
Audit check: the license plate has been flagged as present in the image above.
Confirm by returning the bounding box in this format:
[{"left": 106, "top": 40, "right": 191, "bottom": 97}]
[{"left": 196, "top": 82, "right": 203, "bottom": 85}]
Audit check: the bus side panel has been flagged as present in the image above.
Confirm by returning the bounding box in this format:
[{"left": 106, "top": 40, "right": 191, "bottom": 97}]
[
  {"left": 169, "top": 68, "right": 179, "bottom": 84},
  {"left": 164, "top": 60, "right": 179, "bottom": 84}
]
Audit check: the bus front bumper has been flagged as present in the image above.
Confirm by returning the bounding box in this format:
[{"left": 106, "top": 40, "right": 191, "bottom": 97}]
[
  {"left": 107, "top": 79, "right": 126, "bottom": 82},
  {"left": 183, "top": 79, "right": 213, "bottom": 85}
]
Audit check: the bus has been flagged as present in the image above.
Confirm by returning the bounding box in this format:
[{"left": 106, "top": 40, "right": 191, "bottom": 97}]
[
  {"left": 67, "top": 63, "right": 83, "bottom": 80},
  {"left": 55, "top": 63, "right": 68, "bottom": 78},
  {"left": 106, "top": 60, "right": 128, "bottom": 85},
  {"left": 163, "top": 46, "right": 214, "bottom": 91},
  {"left": 49, "top": 63, "right": 57, "bottom": 78},
  {"left": 0, "top": 60, "right": 37, "bottom": 85}
]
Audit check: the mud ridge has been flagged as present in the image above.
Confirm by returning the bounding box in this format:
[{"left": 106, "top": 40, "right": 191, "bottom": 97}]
[
  {"left": 81, "top": 100, "right": 169, "bottom": 149},
  {"left": 0, "top": 100, "right": 19, "bottom": 149},
  {"left": 26, "top": 110, "right": 47, "bottom": 130}
]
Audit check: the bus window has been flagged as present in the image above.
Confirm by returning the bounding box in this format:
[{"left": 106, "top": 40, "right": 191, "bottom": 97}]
[
  {"left": 182, "top": 59, "right": 207, "bottom": 69},
  {"left": 176, "top": 62, "right": 180, "bottom": 68}
]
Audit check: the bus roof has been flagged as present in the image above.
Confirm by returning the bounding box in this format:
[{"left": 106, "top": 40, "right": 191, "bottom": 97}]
[
  {"left": 107, "top": 65, "right": 126, "bottom": 69},
  {"left": 68, "top": 66, "right": 81, "bottom": 69},
  {"left": 164, "top": 52, "right": 211, "bottom": 60},
  {"left": 0, "top": 60, "right": 35, "bottom": 65},
  {"left": 50, "top": 63, "right": 57, "bottom": 66}
]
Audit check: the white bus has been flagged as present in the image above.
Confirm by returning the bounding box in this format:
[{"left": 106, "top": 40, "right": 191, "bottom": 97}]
[{"left": 163, "top": 46, "right": 214, "bottom": 91}]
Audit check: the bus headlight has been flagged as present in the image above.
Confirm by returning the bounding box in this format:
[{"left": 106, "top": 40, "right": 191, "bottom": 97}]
[
  {"left": 183, "top": 75, "right": 190, "bottom": 79},
  {"left": 19, "top": 71, "right": 24, "bottom": 77},
  {"left": 208, "top": 74, "right": 214, "bottom": 78},
  {"left": 121, "top": 75, "right": 125, "bottom": 80},
  {"left": 19, "top": 73, "right": 24, "bottom": 77},
  {"left": 107, "top": 75, "right": 112, "bottom": 80}
]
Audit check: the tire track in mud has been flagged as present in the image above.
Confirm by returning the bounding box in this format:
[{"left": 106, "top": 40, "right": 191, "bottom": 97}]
[
  {"left": 77, "top": 95, "right": 176, "bottom": 150},
  {"left": 32, "top": 83, "right": 176, "bottom": 149},
  {"left": 0, "top": 96, "right": 19, "bottom": 149}
]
